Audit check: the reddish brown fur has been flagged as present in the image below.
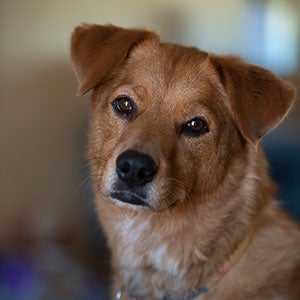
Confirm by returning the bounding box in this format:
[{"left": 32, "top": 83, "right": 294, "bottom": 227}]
[{"left": 71, "top": 24, "right": 300, "bottom": 299}]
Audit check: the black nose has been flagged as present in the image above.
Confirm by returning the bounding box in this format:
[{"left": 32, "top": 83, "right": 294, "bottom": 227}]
[{"left": 116, "top": 150, "right": 157, "bottom": 187}]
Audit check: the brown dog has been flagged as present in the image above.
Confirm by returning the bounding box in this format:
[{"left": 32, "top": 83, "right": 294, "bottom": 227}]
[{"left": 71, "top": 24, "right": 300, "bottom": 300}]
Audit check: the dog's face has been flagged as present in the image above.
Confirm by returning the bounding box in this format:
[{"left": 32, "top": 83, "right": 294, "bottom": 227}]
[
  {"left": 71, "top": 24, "right": 295, "bottom": 212},
  {"left": 85, "top": 45, "right": 243, "bottom": 211}
]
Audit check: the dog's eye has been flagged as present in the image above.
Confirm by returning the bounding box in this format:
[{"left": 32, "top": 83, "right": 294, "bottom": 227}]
[
  {"left": 112, "top": 96, "right": 136, "bottom": 118},
  {"left": 181, "top": 117, "right": 209, "bottom": 137}
]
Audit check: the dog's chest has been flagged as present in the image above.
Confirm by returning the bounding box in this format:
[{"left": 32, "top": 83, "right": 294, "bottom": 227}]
[
  {"left": 113, "top": 216, "right": 189, "bottom": 293},
  {"left": 114, "top": 217, "right": 179, "bottom": 271},
  {"left": 115, "top": 217, "right": 151, "bottom": 265}
]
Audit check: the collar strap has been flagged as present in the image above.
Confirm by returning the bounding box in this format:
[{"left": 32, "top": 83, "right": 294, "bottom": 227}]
[
  {"left": 117, "top": 223, "right": 255, "bottom": 300},
  {"left": 162, "top": 287, "right": 208, "bottom": 300}
]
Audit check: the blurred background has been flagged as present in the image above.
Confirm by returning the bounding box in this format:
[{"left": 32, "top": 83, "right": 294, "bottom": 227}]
[{"left": 1, "top": 0, "right": 299, "bottom": 299}]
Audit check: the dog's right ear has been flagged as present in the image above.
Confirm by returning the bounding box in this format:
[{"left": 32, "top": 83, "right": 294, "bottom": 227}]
[{"left": 71, "top": 24, "right": 159, "bottom": 96}]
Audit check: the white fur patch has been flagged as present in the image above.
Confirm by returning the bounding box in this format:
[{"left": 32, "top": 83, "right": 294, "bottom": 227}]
[
  {"left": 148, "top": 243, "right": 181, "bottom": 276},
  {"left": 115, "top": 217, "right": 151, "bottom": 266}
]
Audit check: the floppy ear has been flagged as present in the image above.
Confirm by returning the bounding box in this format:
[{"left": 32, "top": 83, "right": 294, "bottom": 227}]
[
  {"left": 208, "top": 54, "right": 295, "bottom": 144},
  {"left": 71, "top": 24, "right": 159, "bottom": 96}
]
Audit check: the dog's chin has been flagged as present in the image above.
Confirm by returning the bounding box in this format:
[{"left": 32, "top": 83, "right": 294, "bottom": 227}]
[{"left": 110, "top": 190, "right": 149, "bottom": 208}]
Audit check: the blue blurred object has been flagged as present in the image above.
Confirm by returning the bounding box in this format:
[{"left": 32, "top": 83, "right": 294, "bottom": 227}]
[
  {"left": 263, "top": 136, "right": 300, "bottom": 221},
  {"left": 0, "top": 252, "right": 42, "bottom": 300},
  {"left": 0, "top": 245, "right": 109, "bottom": 300}
]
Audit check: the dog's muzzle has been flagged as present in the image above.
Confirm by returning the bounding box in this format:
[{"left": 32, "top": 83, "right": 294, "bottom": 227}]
[{"left": 110, "top": 150, "right": 157, "bottom": 206}]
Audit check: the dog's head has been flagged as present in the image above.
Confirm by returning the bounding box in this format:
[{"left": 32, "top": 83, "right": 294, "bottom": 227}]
[{"left": 71, "top": 24, "right": 295, "bottom": 211}]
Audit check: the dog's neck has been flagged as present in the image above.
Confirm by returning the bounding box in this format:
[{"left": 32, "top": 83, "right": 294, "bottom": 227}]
[{"left": 117, "top": 220, "right": 256, "bottom": 300}]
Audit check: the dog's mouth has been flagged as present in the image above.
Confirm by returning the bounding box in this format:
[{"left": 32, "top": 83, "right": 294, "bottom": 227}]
[{"left": 110, "top": 190, "right": 149, "bottom": 207}]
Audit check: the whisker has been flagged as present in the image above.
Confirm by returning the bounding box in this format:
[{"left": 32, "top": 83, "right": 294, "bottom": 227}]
[{"left": 75, "top": 165, "right": 93, "bottom": 196}]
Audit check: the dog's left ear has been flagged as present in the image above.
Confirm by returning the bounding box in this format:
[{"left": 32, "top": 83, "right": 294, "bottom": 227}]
[
  {"left": 208, "top": 54, "right": 295, "bottom": 145},
  {"left": 71, "top": 24, "right": 159, "bottom": 96}
]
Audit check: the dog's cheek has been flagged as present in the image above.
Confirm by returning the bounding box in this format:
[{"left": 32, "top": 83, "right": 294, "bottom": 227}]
[
  {"left": 179, "top": 138, "right": 226, "bottom": 196},
  {"left": 193, "top": 129, "right": 247, "bottom": 195},
  {"left": 192, "top": 154, "right": 219, "bottom": 194},
  {"left": 165, "top": 143, "right": 203, "bottom": 203},
  {"left": 87, "top": 109, "right": 122, "bottom": 188}
]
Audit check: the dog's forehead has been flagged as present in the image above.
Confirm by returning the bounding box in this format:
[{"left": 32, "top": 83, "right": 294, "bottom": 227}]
[{"left": 123, "top": 42, "right": 214, "bottom": 105}]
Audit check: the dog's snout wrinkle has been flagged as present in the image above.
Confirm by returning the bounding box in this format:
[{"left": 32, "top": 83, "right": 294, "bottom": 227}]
[{"left": 116, "top": 150, "right": 157, "bottom": 188}]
